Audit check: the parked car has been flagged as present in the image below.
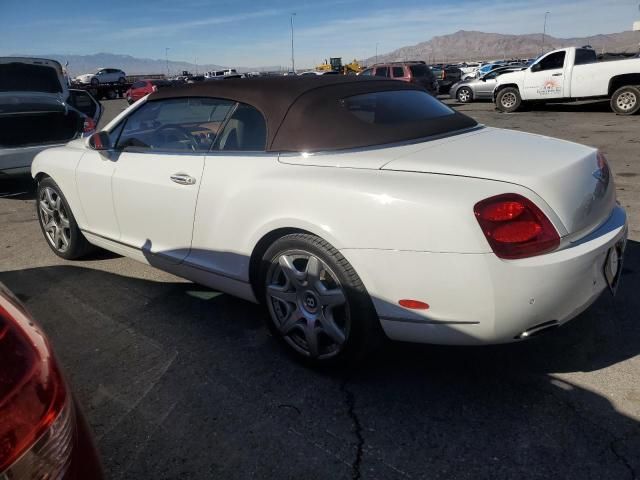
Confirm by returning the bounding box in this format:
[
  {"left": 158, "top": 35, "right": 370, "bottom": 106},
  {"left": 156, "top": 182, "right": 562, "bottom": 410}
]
[
  {"left": 450, "top": 67, "right": 524, "bottom": 103},
  {"left": 464, "top": 62, "right": 507, "bottom": 80},
  {"left": 300, "top": 71, "right": 340, "bottom": 76},
  {"left": 74, "top": 68, "right": 126, "bottom": 86},
  {"left": 430, "top": 65, "right": 463, "bottom": 94},
  {"left": 0, "top": 282, "right": 103, "bottom": 478},
  {"left": 359, "top": 62, "right": 438, "bottom": 95},
  {"left": 32, "top": 76, "right": 627, "bottom": 366},
  {"left": 125, "top": 79, "right": 173, "bottom": 104},
  {"left": 495, "top": 47, "right": 640, "bottom": 114},
  {"left": 0, "top": 57, "right": 102, "bottom": 176}
]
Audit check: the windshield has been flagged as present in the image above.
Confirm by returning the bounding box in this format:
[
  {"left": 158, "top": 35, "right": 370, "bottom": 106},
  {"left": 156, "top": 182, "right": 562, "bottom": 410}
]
[{"left": 0, "top": 62, "right": 62, "bottom": 93}]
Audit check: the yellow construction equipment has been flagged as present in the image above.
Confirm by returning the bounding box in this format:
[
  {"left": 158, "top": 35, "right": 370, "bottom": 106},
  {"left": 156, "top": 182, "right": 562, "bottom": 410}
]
[{"left": 315, "top": 57, "right": 363, "bottom": 75}]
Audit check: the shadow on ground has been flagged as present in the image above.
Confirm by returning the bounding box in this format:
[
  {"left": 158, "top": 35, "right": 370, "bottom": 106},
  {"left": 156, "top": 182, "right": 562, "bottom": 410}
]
[
  {"left": 0, "top": 175, "right": 36, "bottom": 200},
  {"left": 0, "top": 242, "right": 638, "bottom": 479}
]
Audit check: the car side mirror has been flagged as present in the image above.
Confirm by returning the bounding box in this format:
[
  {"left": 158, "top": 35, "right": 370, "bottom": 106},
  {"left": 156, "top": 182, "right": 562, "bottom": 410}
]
[{"left": 88, "top": 131, "right": 111, "bottom": 151}]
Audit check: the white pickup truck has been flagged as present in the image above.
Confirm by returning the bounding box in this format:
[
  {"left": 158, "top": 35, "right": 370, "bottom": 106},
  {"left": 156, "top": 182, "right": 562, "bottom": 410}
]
[{"left": 494, "top": 47, "right": 640, "bottom": 115}]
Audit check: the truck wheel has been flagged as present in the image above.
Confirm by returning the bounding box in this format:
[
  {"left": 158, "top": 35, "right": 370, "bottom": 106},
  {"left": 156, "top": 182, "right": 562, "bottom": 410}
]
[
  {"left": 610, "top": 86, "right": 640, "bottom": 115},
  {"left": 90, "top": 77, "right": 99, "bottom": 86},
  {"left": 456, "top": 87, "right": 473, "bottom": 103},
  {"left": 496, "top": 87, "right": 522, "bottom": 113}
]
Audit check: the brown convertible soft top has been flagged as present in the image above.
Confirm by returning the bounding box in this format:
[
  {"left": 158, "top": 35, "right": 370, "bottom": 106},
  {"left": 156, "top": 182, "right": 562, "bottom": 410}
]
[{"left": 150, "top": 76, "right": 478, "bottom": 152}]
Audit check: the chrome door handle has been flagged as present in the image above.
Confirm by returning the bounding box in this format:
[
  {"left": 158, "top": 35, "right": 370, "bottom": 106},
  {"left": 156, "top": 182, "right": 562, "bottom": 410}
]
[
  {"left": 170, "top": 173, "right": 196, "bottom": 185},
  {"left": 552, "top": 73, "right": 563, "bottom": 76}
]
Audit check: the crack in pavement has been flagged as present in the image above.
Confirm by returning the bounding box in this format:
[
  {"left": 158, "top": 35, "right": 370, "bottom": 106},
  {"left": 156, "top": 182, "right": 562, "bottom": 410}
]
[
  {"left": 514, "top": 377, "right": 638, "bottom": 479},
  {"left": 609, "top": 429, "right": 639, "bottom": 480},
  {"left": 341, "top": 378, "right": 364, "bottom": 480}
]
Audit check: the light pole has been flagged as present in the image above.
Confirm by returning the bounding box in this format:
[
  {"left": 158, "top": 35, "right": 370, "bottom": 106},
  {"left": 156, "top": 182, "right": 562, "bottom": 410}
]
[
  {"left": 290, "top": 13, "right": 296, "bottom": 73},
  {"left": 375, "top": 42, "right": 378, "bottom": 64},
  {"left": 165, "top": 48, "right": 170, "bottom": 77},
  {"left": 541, "top": 11, "right": 550, "bottom": 55}
]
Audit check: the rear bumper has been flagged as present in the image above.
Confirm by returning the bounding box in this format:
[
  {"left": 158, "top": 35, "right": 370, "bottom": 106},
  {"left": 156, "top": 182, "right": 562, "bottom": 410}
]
[{"left": 342, "top": 205, "right": 627, "bottom": 345}]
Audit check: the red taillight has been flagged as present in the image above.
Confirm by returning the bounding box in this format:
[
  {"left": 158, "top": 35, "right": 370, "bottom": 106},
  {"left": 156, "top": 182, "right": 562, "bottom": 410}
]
[
  {"left": 474, "top": 193, "right": 560, "bottom": 259},
  {"left": 83, "top": 117, "right": 96, "bottom": 133},
  {"left": 0, "top": 291, "right": 70, "bottom": 476}
]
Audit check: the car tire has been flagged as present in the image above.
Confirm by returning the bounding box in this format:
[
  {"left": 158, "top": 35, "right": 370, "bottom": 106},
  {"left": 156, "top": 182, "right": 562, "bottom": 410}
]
[
  {"left": 260, "top": 233, "right": 384, "bottom": 367},
  {"left": 456, "top": 87, "right": 473, "bottom": 103},
  {"left": 36, "top": 177, "right": 95, "bottom": 260},
  {"left": 118, "top": 77, "right": 126, "bottom": 85},
  {"left": 90, "top": 77, "right": 99, "bottom": 86},
  {"left": 610, "top": 85, "right": 640, "bottom": 115},
  {"left": 106, "top": 89, "right": 117, "bottom": 100},
  {"left": 496, "top": 87, "right": 522, "bottom": 113}
]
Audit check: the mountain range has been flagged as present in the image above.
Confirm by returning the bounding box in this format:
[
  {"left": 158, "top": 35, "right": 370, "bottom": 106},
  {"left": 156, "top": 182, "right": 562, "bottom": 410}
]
[
  {"left": 9, "top": 52, "right": 283, "bottom": 77},
  {"left": 11, "top": 30, "right": 639, "bottom": 75},
  {"left": 362, "top": 30, "right": 640, "bottom": 65}
]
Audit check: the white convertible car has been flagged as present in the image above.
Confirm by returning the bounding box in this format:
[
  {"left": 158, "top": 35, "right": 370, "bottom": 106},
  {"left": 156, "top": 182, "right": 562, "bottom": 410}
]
[{"left": 32, "top": 77, "right": 627, "bottom": 365}]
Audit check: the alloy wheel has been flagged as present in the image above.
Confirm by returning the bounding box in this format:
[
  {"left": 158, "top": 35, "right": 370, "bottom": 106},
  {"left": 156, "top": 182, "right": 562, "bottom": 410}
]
[
  {"left": 266, "top": 251, "right": 350, "bottom": 360},
  {"left": 39, "top": 187, "right": 71, "bottom": 253},
  {"left": 458, "top": 89, "right": 471, "bottom": 102}
]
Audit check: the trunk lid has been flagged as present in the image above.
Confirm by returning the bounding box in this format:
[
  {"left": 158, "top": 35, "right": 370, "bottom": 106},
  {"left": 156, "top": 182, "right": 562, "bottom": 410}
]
[
  {"left": 0, "top": 57, "right": 68, "bottom": 100},
  {"left": 381, "top": 127, "right": 616, "bottom": 237}
]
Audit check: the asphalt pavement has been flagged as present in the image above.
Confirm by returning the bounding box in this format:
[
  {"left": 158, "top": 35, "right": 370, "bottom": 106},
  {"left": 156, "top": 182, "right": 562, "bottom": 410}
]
[{"left": 1, "top": 97, "right": 638, "bottom": 480}]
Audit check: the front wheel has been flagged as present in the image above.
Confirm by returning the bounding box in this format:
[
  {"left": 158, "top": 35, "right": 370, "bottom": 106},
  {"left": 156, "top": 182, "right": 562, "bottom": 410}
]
[
  {"left": 496, "top": 87, "right": 522, "bottom": 113},
  {"left": 456, "top": 87, "right": 473, "bottom": 103},
  {"left": 260, "top": 233, "right": 384, "bottom": 366},
  {"left": 90, "top": 77, "right": 99, "bottom": 86},
  {"left": 37, "top": 178, "right": 95, "bottom": 260},
  {"left": 610, "top": 86, "right": 640, "bottom": 115}
]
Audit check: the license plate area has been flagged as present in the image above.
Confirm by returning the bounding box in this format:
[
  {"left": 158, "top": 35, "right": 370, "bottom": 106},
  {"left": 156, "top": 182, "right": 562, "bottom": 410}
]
[{"left": 603, "top": 238, "right": 626, "bottom": 295}]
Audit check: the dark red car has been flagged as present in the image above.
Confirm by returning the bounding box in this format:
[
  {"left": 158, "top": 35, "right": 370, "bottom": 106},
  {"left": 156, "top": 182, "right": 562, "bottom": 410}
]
[
  {"left": 0, "top": 283, "right": 103, "bottom": 479},
  {"left": 359, "top": 61, "right": 439, "bottom": 95},
  {"left": 125, "top": 79, "right": 172, "bottom": 104}
]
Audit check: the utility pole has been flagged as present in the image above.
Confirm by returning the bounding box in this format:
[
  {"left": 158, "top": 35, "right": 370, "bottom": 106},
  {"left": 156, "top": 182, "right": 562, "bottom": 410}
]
[
  {"left": 541, "top": 11, "right": 550, "bottom": 55},
  {"left": 290, "top": 13, "right": 296, "bottom": 73},
  {"left": 375, "top": 42, "right": 378, "bottom": 64},
  {"left": 165, "top": 48, "right": 170, "bottom": 77}
]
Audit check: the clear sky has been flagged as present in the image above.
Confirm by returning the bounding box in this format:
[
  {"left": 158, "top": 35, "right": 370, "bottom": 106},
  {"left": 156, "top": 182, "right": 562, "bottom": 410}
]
[{"left": 1, "top": 0, "right": 638, "bottom": 68}]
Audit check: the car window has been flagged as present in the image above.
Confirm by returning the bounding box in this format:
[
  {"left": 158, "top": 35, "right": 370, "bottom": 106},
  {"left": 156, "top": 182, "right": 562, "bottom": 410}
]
[
  {"left": 132, "top": 81, "right": 146, "bottom": 88},
  {"left": 68, "top": 90, "right": 98, "bottom": 118},
  {"left": 575, "top": 48, "right": 597, "bottom": 65},
  {"left": 340, "top": 90, "right": 454, "bottom": 124},
  {"left": 360, "top": 69, "right": 373, "bottom": 76},
  {"left": 408, "top": 64, "right": 428, "bottom": 77},
  {"left": 116, "top": 97, "right": 236, "bottom": 152},
  {"left": 213, "top": 103, "right": 267, "bottom": 151},
  {"left": 374, "top": 67, "right": 389, "bottom": 77},
  {"left": 392, "top": 67, "right": 404, "bottom": 78},
  {"left": 537, "top": 51, "right": 566, "bottom": 71},
  {"left": 483, "top": 70, "right": 503, "bottom": 80}
]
